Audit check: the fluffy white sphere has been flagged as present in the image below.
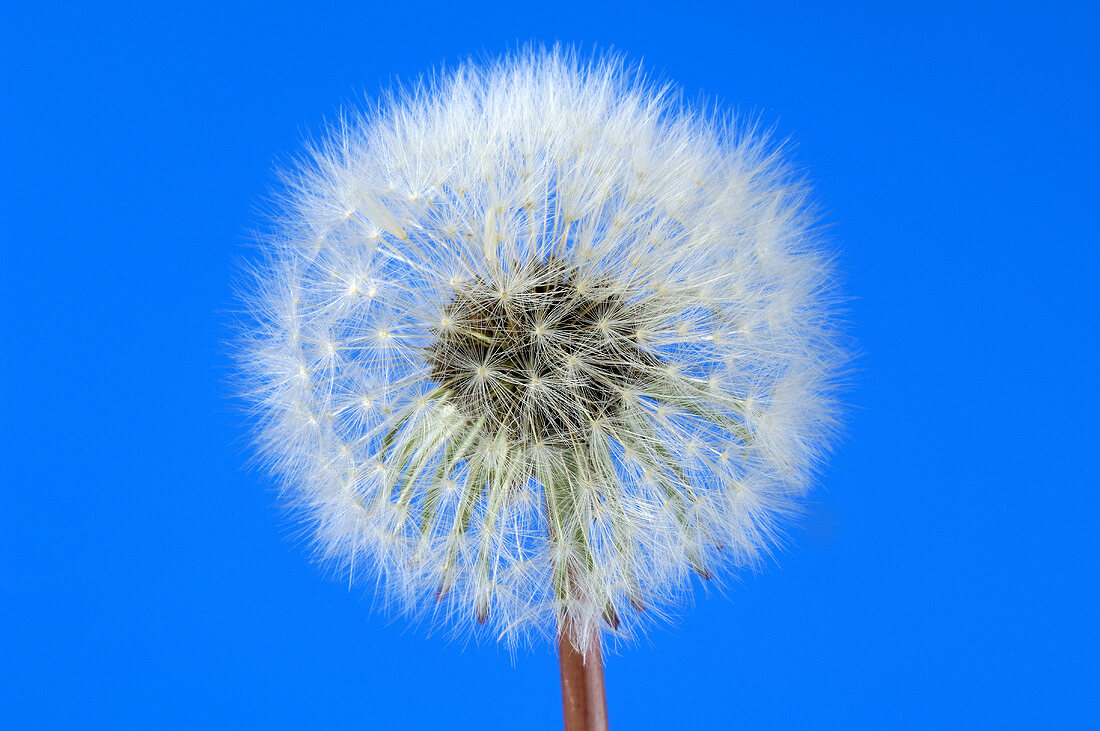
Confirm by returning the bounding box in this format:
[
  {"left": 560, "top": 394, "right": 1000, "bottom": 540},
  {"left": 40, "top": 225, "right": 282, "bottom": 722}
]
[{"left": 238, "top": 49, "right": 844, "bottom": 649}]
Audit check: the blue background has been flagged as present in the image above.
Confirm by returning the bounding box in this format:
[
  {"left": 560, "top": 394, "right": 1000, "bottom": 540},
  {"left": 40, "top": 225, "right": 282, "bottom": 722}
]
[{"left": 2, "top": 1, "right": 1096, "bottom": 727}]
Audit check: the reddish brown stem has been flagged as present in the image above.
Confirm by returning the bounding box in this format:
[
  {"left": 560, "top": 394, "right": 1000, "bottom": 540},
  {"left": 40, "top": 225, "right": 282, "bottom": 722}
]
[{"left": 558, "top": 630, "right": 609, "bottom": 731}]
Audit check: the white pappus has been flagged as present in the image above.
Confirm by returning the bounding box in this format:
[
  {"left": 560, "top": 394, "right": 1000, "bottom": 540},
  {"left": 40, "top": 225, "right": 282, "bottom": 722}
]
[{"left": 236, "top": 48, "right": 845, "bottom": 652}]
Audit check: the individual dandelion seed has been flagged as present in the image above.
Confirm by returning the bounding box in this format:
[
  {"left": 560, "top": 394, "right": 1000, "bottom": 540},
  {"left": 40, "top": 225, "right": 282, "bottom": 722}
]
[{"left": 236, "top": 48, "right": 845, "bottom": 730}]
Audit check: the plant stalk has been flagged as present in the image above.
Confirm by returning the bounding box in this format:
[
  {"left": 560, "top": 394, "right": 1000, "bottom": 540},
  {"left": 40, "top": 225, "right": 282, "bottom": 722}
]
[{"left": 558, "top": 628, "right": 609, "bottom": 731}]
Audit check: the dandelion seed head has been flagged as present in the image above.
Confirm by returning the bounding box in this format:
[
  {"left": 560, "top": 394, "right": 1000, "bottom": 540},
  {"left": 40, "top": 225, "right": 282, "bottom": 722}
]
[{"left": 237, "top": 48, "right": 845, "bottom": 650}]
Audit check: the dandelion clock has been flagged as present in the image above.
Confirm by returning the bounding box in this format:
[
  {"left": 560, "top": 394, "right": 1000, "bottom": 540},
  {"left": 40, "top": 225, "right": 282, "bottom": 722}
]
[{"left": 237, "top": 48, "right": 844, "bottom": 729}]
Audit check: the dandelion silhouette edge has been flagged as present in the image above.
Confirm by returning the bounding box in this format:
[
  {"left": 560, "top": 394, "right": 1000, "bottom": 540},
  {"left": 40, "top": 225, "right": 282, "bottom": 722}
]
[{"left": 237, "top": 49, "right": 845, "bottom": 650}]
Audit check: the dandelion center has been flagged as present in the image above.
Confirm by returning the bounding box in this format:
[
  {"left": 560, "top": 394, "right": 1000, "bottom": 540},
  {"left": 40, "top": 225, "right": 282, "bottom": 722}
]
[{"left": 426, "top": 258, "right": 661, "bottom": 446}]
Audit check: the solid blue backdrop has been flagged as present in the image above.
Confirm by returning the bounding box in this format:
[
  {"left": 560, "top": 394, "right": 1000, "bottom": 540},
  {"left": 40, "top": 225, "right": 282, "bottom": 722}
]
[{"left": 2, "top": 1, "right": 1096, "bottom": 727}]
